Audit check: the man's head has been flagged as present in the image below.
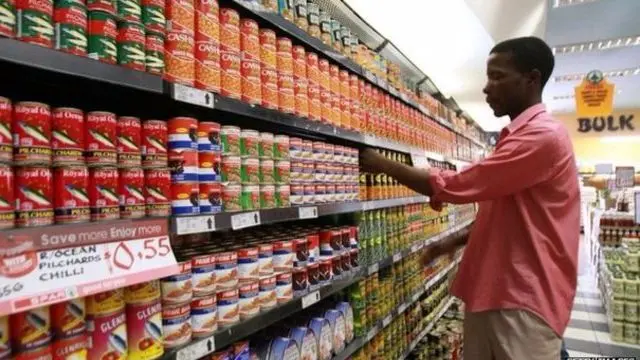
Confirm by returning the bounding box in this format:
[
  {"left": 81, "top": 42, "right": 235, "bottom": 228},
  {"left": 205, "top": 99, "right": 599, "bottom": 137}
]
[{"left": 483, "top": 36, "right": 555, "bottom": 118}]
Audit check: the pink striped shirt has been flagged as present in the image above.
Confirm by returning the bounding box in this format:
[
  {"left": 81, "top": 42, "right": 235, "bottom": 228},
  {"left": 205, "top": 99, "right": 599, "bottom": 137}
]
[{"left": 429, "top": 103, "right": 580, "bottom": 336}]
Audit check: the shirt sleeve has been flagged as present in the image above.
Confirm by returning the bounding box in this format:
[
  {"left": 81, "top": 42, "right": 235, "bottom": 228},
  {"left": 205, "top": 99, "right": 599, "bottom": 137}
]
[{"left": 429, "top": 127, "right": 560, "bottom": 204}]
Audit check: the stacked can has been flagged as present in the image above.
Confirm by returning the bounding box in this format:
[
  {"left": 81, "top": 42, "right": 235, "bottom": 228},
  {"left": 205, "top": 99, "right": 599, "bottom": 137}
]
[
  {"left": 339, "top": 69, "right": 351, "bottom": 129},
  {"left": 194, "top": 0, "right": 220, "bottom": 92},
  {"left": 54, "top": 0, "right": 88, "bottom": 56},
  {"left": 197, "top": 121, "right": 222, "bottom": 214},
  {"left": 240, "top": 18, "right": 261, "bottom": 105},
  {"left": 86, "top": 290, "right": 128, "bottom": 360},
  {"left": 160, "top": 261, "right": 193, "bottom": 348},
  {"left": 259, "top": 28, "right": 278, "bottom": 110},
  {"left": 239, "top": 128, "right": 259, "bottom": 210},
  {"left": 142, "top": 0, "right": 165, "bottom": 74},
  {"left": 292, "top": 45, "right": 308, "bottom": 118},
  {"left": 142, "top": 119, "right": 171, "bottom": 217},
  {"left": 307, "top": 51, "right": 321, "bottom": 121},
  {"left": 168, "top": 117, "right": 199, "bottom": 215},
  {"left": 219, "top": 7, "right": 240, "bottom": 99},
  {"left": 318, "top": 58, "right": 331, "bottom": 124},
  {"left": 276, "top": 36, "right": 294, "bottom": 114},
  {"left": 85, "top": 0, "right": 117, "bottom": 64},
  {"left": 124, "top": 281, "right": 164, "bottom": 359},
  {"left": 164, "top": 0, "right": 195, "bottom": 85},
  {"left": 329, "top": 64, "right": 341, "bottom": 127},
  {"left": 51, "top": 298, "right": 88, "bottom": 360},
  {"left": 273, "top": 134, "right": 290, "bottom": 207},
  {"left": 15, "top": 0, "right": 54, "bottom": 48}
]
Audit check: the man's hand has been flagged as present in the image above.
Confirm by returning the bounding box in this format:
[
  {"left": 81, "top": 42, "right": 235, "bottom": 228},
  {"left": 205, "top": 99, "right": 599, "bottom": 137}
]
[{"left": 359, "top": 148, "right": 388, "bottom": 174}]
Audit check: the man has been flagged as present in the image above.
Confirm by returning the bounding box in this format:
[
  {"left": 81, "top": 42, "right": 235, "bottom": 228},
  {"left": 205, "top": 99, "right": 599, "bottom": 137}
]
[{"left": 360, "top": 37, "right": 579, "bottom": 359}]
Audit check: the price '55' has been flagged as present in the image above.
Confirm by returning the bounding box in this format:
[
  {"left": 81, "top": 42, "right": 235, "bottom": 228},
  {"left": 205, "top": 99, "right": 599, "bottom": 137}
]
[{"left": 139, "top": 238, "right": 172, "bottom": 259}]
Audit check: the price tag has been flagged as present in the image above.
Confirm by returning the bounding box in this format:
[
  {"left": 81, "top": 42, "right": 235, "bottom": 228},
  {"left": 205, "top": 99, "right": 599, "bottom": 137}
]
[
  {"left": 382, "top": 315, "right": 392, "bottom": 327},
  {"left": 362, "top": 202, "right": 376, "bottom": 211},
  {"left": 388, "top": 86, "right": 399, "bottom": 97},
  {"left": 301, "top": 290, "right": 320, "bottom": 309},
  {"left": 298, "top": 206, "right": 318, "bottom": 219},
  {"left": 367, "top": 263, "right": 379, "bottom": 275},
  {"left": 392, "top": 253, "right": 402, "bottom": 262},
  {"left": 231, "top": 211, "right": 261, "bottom": 230},
  {"left": 173, "top": 83, "right": 214, "bottom": 108},
  {"left": 411, "top": 243, "right": 422, "bottom": 253},
  {"left": 418, "top": 104, "right": 428, "bottom": 115},
  {"left": 377, "top": 78, "right": 388, "bottom": 90},
  {"left": 398, "top": 303, "right": 407, "bottom": 314},
  {"left": 412, "top": 292, "right": 420, "bottom": 303},
  {"left": 364, "top": 70, "right": 376, "bottom": 83},
  {"left": 176, "top": 337, "right": 216, "bottom": 360},
  {"left": 366, "top": 327, "right": 378, "bottom": 341},
  {"left": 175, "top": 215, "right": 216, "bottom": 235}
]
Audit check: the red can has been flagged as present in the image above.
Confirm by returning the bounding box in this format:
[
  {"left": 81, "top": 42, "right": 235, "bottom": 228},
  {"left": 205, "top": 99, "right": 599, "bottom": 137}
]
[
  {"left": 164, "top": 31, "right": 195, "bottom": 86},
  {"left": 320, "top": 88, "right": 331, "bottom": 123},
  {"left": 278, "top": 72, "right": 294, "bottom": 114},
  {"left": 54, "top": 165, "right": 90, "bottom": 224},
  {"left": 117, "top": 116, "right": 142, "bottom": 168},
  {"left": 195, "top": 40, "right": 221, "bottom": 93},
  {"left": 294, "top": 80, "right": 309, "bottom": 118},
  {"left": 144, "top": 168, "right": 171, "bottom": 217},
  {"left": 142, "top": 119, "right": 168, "bottom": 168},
  {"left": 85, "top": 111, "right": 117, "bottom": 166},
  {"left": 292, "top": 45, "right": 306, "bottom": 80},
  {"left": 259, "top": 28, "right": 276, "bottom": 69},
  {"left": 199, "top": 182, "right": 221, "bottom": 214},
  {"left": 220, "top": 50, "right": 241, "bottom": 99},
  {"left": 51, "top": 107, "right": 84, "bottom": 165},
  {"left": 15, "top": 166, "right": 54, "bottom": 227},
  {"left": 260, "top": 67, "right": 278, "bottom": 110},
  {"left": 219, "top": 7, "right": 239, "bottom": 52},
  {"left": 119, "top": 168, "right": 145, "bottom": 219},
  {"left": 16, "top": 0, "right": 54, "bottom": 47},
  {"left": 0, "top": 0, "right": 14, "bottom": 38},
  {"left": 89, "top": 167, "right": 120, "bottom": 221},
  {"left": 240, "top": 18, "right": 259, "bottom": 61},
  {"left": 166, "top": 0, "right": 194, "bottom": 35},
  {"left": 0, "top": 97, "right": 11, "bottom": 163},
  {"left": 195, "top": 0, "right": 219, "bottom": 43},
  {"left": 13, "top": 101, "right": 52, "bottom": 165},
  {"left": 198, "top": 151, "right": 220, "bottom": 182},
  {"left": 308, "top": 83, "right": 320, "bottom": 121},
  {"left": 0, "top": 164, "right": 15, "bottom": 229},
  {"left": 276, "top": 37, "right": 292, "bottom": 74},
  {"left": 241, "top": 59, "right": 261, "bottom": 105},
  {"left": 306, "top": 52, "right": 319, "bottom": 84}
]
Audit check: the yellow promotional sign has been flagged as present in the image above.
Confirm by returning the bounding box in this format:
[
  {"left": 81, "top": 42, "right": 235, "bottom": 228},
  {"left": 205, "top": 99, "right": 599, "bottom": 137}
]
[{"left": 575, "top": 70, "right": 614, "bottom": 116}]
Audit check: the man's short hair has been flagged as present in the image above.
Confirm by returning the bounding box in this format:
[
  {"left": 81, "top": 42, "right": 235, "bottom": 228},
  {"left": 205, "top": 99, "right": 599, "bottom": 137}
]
[{"left": 490, "top": 37, "right": 555, "bottom": 88}]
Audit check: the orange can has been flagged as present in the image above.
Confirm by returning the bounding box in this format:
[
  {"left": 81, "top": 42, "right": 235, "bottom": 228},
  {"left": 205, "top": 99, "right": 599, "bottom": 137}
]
[
  {"left": 308, "top": 83, "right": 321, "bottom": 121},
  {"left": 164, "top": 32, "right": 195, "bottom": 86},
  {"left": 259, "top": 29, "right": 276, "bottom": 69},
  {"left": 306, "top": 52, "right": 319, "bottom": 84},
  {"left": 276, "top": 37, "right": 292, "bottom": 74},
  {"left": 219, "top": 7, "right": 239, "bottom": 52},
  {"left": 261, "top": 67, "right": 278, "bottom": 110},
  {"left": 331, "top": 93, "right": 341, "bottom": 126},
  {"left": 294, "top": 80, "right": 308, "bottom": 118},
  {"left": 221, "top": 50, "right": 241, "bottom": 99},
  {"left": 195, "top": 41, "right": 221, "bottom": 92},
  {"left": 240, "top": 18, "right": 259, "bottom": 61},
  {"left": 341, "top": 95, "right": 351, "bottom": 129},
  {"left": 318, "top": 58, "right": 330, "bottom": 91},
  {"left": 320, "top": 88, "right": 331, "bottom": 123},
  {"left": 195, "top": 0, "right": 219, "bottom": 43},
  {"left": 278, "top": 73, "right": 295, "bottom": 114},
  {"left": 339, "top": 70, "right": 349, "bottom": 97},
  {"left": 292, "top": 45, "right": 306, "bottom": 80},
  {"left": 350, "top": 99, "right": 360, "bottom": 131},
  {"left": 166, "top": 0, "right": 195, "bottom": 35},
  {"left": 349, "top": 74, "right": 359, "bottom": 100},
  {"left": 241, "top": 59, "right": 261, "bottom": 105}
]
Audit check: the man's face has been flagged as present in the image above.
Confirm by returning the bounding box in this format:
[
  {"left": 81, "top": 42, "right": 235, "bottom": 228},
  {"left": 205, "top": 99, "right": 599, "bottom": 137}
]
[{"left": 483, "top": 52, "right": 529, "bottom": 117}]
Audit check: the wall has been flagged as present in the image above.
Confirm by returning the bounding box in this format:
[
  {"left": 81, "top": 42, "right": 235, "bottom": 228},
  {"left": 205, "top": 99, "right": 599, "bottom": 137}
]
[{"left": 553, "top": 109, "right": 640, "bottom": 167}]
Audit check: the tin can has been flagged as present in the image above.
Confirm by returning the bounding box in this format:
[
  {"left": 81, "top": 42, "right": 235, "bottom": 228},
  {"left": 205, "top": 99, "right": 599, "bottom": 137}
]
[
  {"left": 87, "top": 290, "right": 125, "bottom": 316},
  {"left": 241, "top": 184, "right": 259, "bottom": 210},
  {"left": 289, "top": 137, "right": 301, "bottom": 159},
  {"left": 241, "top": 59, "right": 261, "bottom": 105},
  {"left": 293, "top": 237, "right": 309, "bottom": 268},
  {"left": 220, "top": 49, "right": 241, "bottom": 98},
  {"left": 260, "top": 67, "right": 278, "bottom": 109},
  {"left": 259, "top": 28, "right": 276, "bottom": 69},
  {"left": 166, "top": 0, "right": 193, "bottom": 35},
  {"left": 275, "top": 272, "right": 293, "bottom": 304},
  {"left": 274, "top": 160, "right": 290, "bottom": 184},
  {"left": 273, "top": 240, "right": 293, "bottom": 272},
  {"left": 143, "top": 168, "right": 170, "bottom": 217},
  {"left": 170, "top": 182, "right": 199, "bottom": 215},
  {"left": 260, "top": 185, "right": 276, "bottom": 209},
  {"left": 303, "top": 184, "right": 314, "bottom": 204},
  {"left": 88, "top": 167, "right": 119, "bottom": 221},
  {"left": 164, "top": 31, "right": 195, "bottom": 85},
  {"left": 52, "top": 334, "right": 86, "bottom": 360},
  {"left": 87, "top": 10, "right": 117, "bottom": 63},
  {"left": 239, "top": 129, "right": 259, "bottom": 157},
  {"left": 295, "top": 80, "right": 309, "bottom": 118},
  {"left": 87, "top": 0, "right": 115, "bottom": 12},
  {"left": 190, "top": 295, "right": 217, "bottom": 338},
  {"left": 240, "top": 18, "right": 259, "bottom": 60},
  {"left": 15, "top": 166, "right": 53, "bottom": 227},
  {"left": 142, "top": 0, "right": 165, "bottom": 35},
  {"left": 198, "top": 151, "right": 220, "bottom": 182},
  {"left": 13, "top": 101, "right": 51, "bottom": 165},
  {"left": 215, "top": 251, "right": 238, "bottom": 290},
  {"left": 0, "top": 0, "right": 15, "bottom": 38},
  {"left": 292, "top": 45, "right": 305, "bottom": 79},
  {"left": 276, "top": 36, "right": 292, "bottom": 72},
  {"left": 259, "top": 159, "right": 274, "bottom": 184},
  {"left": 0, "top": 165, "right": 14, "bottom": 229},
  {"left": 161, "top": 304, "right": 192, "bottom": 349},
  {"left": 169, "top": 148, "right": 198, "bottom": 182},
  {"left": 278, "top": 72, "right": 295, "bottom": 114},
  {"left": 238, "top": 281, "right": 259, "bottom": 320},
  {"left": 199, "top": 182, "right": 222, "bottom": 214},
  {"left": 219, "top": 7, "right": 238, "bottom": 51},
  {"left": 194, "top": 0, "right": 217, "bottom": 42},
  {"left": 240, "top": 157, "right": 259, "bottom": 184},
  {"left": 168, "top": 116, "right": 197, "bottom": 150},
  {"left": 308, "top": 83, "right": 320, "bottom": 121},
  {"left": 53, "top": 165, "right": 90, "bottom": 224},
  {"left": 117, "top": 20, "right": 145, "bottom": 71},
  {"left": 274, "top": 135, "right": 289, "bottom": 159},
  {"left": 275, "top": 184, "right": 289, "bottom": 207},
  {"left": 292, "top": 267, "right": 308, "bottom": 296},
  {"left": 216, "top": 288, "right": 239, "bottom": 328},
  {"left": 16, "top": 0, "right": 53, "bottom": 47},
  {"left": 117, "top": 0, "right": 141, "bottom": 22},
  {"left": 116, "top": 116, "right": 142, "bottom": 167},
  {"left": 307, "top": 263, "right": 319, "bottom": 289},
  {"left": 318, "top": 258, "right": 331, "bottom": 283},
  {"left": 141, "top": 120, "right": 168, "bottom": 168},
  {"left": 221, "top": 155, "right": 240, "bottom": 183},
  {"left": 10, "top": 307, "right": 52, "bottom": 353},
  {"left": 85, "top": 111, "right": 117, "bottom": 166},
  {"left": 257, "top": 243, "right": 273, "bottom": 275},
  {"left": 195, "top": 40, "right": 221, "bottom": 92},
  {"left": 349, "top": 248, "right": 358, "bottom": 268},
  {"left": 237, "top": 247, "right": 259, "bottom": 282},
  {"left": 258, "top": 275, "right": 277, "bottom": 310},
  {"left": 126, "top": 300, "right": 163, "bottom": 360},
  {"left": 118, "top": 168, "right": 145, "bottom": 219},
  {"left": 53, "top": 2, "right": 87, "bottom": 56},
  {"left": 222, "top": 183, "right": 241, "bottom": 211},
  {"left": 197, "top": 121, "right": 221, "bottom": 152},
  {"left": 87, "top": 308, "right": 127, "bottom": 360},
  {"left": 161, "top": 261, "right": 193, "bottom": 305},
  {"left": 51, "top": 107, "right": 83, "bottom": 165},
  {"left": 0, "top": 98, "right": 11, "bottom": 163},
  {"left": 220, "top": 125, "right": 240, "bottom": 155},
  {"left": 191, "top": 253, "right": 216, "bottom": 297}
]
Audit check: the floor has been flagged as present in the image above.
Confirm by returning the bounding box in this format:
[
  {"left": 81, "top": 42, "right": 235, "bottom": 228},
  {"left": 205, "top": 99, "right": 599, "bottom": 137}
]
[{"left": 564, "top": 273, "right": 640, "bottom": 357}]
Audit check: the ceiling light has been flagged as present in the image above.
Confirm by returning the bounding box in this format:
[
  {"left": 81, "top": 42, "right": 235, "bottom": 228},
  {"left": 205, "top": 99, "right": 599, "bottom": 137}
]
[
  {"left": 600, "top": 136, "right": 640, "bottom": 144},
  {"left": 553, "top": 0, "right": 600, "bottom": 8},
  {"left": 552, "top": 66, "right": 640, "bottom": 83},
  {"left": 552, "top": 35, "right": 640, "bottom": 54}
]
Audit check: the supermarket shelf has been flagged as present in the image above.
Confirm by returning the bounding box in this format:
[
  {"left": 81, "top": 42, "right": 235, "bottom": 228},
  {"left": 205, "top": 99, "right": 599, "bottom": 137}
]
[
  {"left": 172, "top": 196, "right": 429, "bottom": 235},
  {"left": 400, "top": 296, "right": 457, "bottom": 360},
  {"left": 334, "top": 257, "right": 462, "bottom": 360}
]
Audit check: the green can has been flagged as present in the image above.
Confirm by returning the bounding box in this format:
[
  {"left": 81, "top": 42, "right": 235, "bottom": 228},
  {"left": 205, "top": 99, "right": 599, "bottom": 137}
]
[
  {"left": 259, "top": 159, "right": 274, "bottom": 184},
  {"left": 624, "top": 322, "right": 638, "bottom": 344},
  {"left": 626, "top": 274, "right": 639, "bottom": 300},
  {"left": 88, "top": 10, "right": 117, "bottom": 64},
  {"left": 241, "top": 157, "right": 259, "bottom": 184},
  {"left": 275, "top": 185, "right": 289, "bottom": 208},
  {"left": 613, "top": 299, "right": 625, "bottom": 321},
  {"left": 625, "top": 301, "right": 638, "bottom": 323},
  {"left": 117, "top": 0, "right": 140, "bottom": 22},
  {"left": 240, "top": 129, "right": 259, "bottom": 158},
  {"left": 259, "top": 132, "right": 274, "bottom": 159},
  {"left": 54, "top": 2, "right": 87, "bottom": 55},
  {"left": 117, "top": 20, "right": 145, "bottom": 71},
  {"left": 611, "top": 321, "right": 624, "bottom": 342},
  {"left": 221, "top": 126, "right": 240, "bottom": 156},
  {"left": 0, "top": 0, "right": 16, "bottom": 38},
  {"left": 274, "top": 160, "right": 290, "bottom": 184},
  {"left": 141, "top": 0, "right": 164, "bottom": 34},
  {"left": 145, "top": 32, "right": 163, "bottom": 74},
  {"left": 260, "top": 185, "right": 275, "bottom": 209},
  {"left": 241, "top": 185, "right": 259, "bottom": 210},
  {"left": 16, "top": 0, "right": 54, "bottom": 48}
]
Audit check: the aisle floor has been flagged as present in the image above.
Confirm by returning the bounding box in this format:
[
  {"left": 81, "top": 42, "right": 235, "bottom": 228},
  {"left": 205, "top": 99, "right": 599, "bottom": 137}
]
[{"left": 564, "top": 274, "right": 640, "bottom": 357}]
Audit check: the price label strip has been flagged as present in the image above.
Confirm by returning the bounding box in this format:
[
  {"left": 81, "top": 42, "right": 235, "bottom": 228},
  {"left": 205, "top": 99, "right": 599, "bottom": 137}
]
[
  {"left": 301, "top": 290, "right": 320, "bottom": 309},
  {"left": 176, "top": 336, "right": 216, "bottom": 360},
  {"left": 367, "top": 263, "right": 379, "bottom": 275},
  {"left": 173, "top": 83, "right": 215, "bottom": 108},
  {"left": 175, "top": 215, "right": 216, "bottom": 235},
  {"left": 298, "top": 206, "right": 318, "bottom": 219},
  {"left": 231, "top": 211, "right": 261, "bottom": 230}
]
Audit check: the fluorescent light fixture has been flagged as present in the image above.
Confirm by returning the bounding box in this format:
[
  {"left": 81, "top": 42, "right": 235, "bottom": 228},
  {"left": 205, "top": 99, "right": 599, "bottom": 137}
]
[
  {"left": 553, "top": 0, "right": 600, "bottom": 8},
  {"left": 552, "top": 66, "right": 640, "bottom": 83},
  {"left": 599, "top": 136, "right": 640, "bottom": 144},
  {"left": 552, "top": 36, "right": 640, "bottom": 54}
]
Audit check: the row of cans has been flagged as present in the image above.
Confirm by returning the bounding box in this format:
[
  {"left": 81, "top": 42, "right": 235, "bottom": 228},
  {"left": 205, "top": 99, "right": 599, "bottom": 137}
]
[{"left": 0, "top": 99, "right": 168, "bottom": 168}]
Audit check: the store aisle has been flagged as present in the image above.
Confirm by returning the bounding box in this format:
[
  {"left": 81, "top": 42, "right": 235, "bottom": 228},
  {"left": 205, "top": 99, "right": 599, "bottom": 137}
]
[{"left": 564, "top": 275, "right": 640, "bottom": 357}]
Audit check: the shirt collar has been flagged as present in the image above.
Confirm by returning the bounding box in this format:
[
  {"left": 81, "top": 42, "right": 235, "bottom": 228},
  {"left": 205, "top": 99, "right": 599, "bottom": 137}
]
[{"left": 499, "top": 103, "right": 548, "bottom": 140}]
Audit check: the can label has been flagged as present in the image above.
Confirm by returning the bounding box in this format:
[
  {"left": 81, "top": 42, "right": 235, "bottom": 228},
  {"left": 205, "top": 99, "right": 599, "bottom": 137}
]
[
  {"left": 142, "top": 0, "right": 165, "bottom": 35},
  {"left": 295, "top": 80, "right": 309, "bottom": 118},
  {"left": 141, "top": 120, "right": 168, "bottom": 168},
  {"left": 53, "top": 166, "right": 90, "bottom": 224},
  {"left": 0, "top": 0, "right": 15, "bottom": 38},
  {"left": 241, "top": 184, "right": 258, "bottom": 210},
  {"left": 144, "top": 168, "right": 170, "bottom": 217},
  {"left": 161, "top": 304, "right": 191, "bottom": 349},
  {"left": 273, "top": 240, "right": 293, "bottom": 272},
  {"left": 10, "top": 307, "right": 52, "bottom": 352},
  {"left": 274, "top": 160, "right": 290, "bottom": 184},
  {"left": 192, "top": 254, "right": 216, "bottom": 297},
  {"left": 117, "top": 116, "right": 142, "bottom": 167},
  {"left": 308, "top": 83, "right": 321, "bottom": 121},
  {"left": 277, "top": 72, "right": 294, "bottom": 114},
  {"left": 54, "top": 4, "right": 88, "bottom": 56},
  {"left": 0, "top": 165, "right": 15, "bottom": 229},
  {"left": 143, "top": 33, "right": 163, "bottom": 75},
  {"left": 241, "top": 59, "right": 261, "bottom": 105},
  {"left": 13, "top": 102, "right": 52, "bottom": 165},
  {"left": 275, "top": 184, "right": 289, "bottom": 208},
  {"left": 86, "top": 111, "right": 117, "bottom": 166},
  {"left": 87, "top": 309, "right": 127, "bottom": 360},
  {"left": 0, "top": 98, "right": 12, "bottom": 163},
  {"left": 126, "top": 300, "right": 163, "bottom": 360},
  {"left": 170, "top": 182, "right": 199, "bottom": 215},
  {"left": 87, "top": 10, "right": 117, "bottom": 64},
  {"left": 220, "top": 183, "right": 238, "bottom": 212},
  {"left": 195, "top": 40, "right": 221, "bottom": 92},
  {"left": 258, "top": 133, "right": 274, "bottom": 159},
  {"left": 258, "top": 275, "right": 276, "bottom": 310},
  {"left": 117, "top": 20, "right": 145, "bottom": 71},
  {"left": 161, "top": 261, "right": 193, "bottom": 305},
  {"left": 238, "top": 281, "right": 259, "bottom": 320},
  {"left": 15, "top": 166, "right": 54, "bottom": 227},
  {"left": 117, "top": 168, "right": 145, "bottom": 219},
  {"left": 240, "top": 18, "right": 259, "bottom": 60},
  {"left": 240, "top": 157, "right": 259, "bottom": 184},
  {"left": 117, "top": 0, "right": 141, "bottom": 22},
  {"left": 260, "top": 67, "right": 278, "bottom": 110},
  {"left": 16, "top": 0, "right": 54, "bottom": 47},
  {"left": 168, "top": 117, "right": 196, "bottom": 151},
  {"left": 275, "top": 272, "right": 292, "bottom": 303},
  {"left": 164, "top": 31, "right": 195, "bottom": 86},
  {"left": 191, "top": 295, "right": 217, "bottom": 338},
  {"left": 169, "top": 149, "right": 198, "bottom": 182},
  {"left": 257, "top": 243, "right": 273, "bottom": 275},
  {"left": 198, "top": 151, "right": 220, "bottom": 182},
  {"left": 87, "top": 0, "right": 115, "bottom": 13},
  {"left": 52, "top": 334, "right": 87, "bottom": 360},
  {"left": 165, "top": 0, "right": 194, "bottom": 35},
  {"left": 259, "top": 159, "right": 274, "bottom": 184},
  {"left": 52, "top": 107, "right": 84, "bottom": 165},
  {"left": 237, "top": 247, "right": 259, "bottom": 281},
  {"left": 220, "top": 155, "right": 240, "bottom": 183},
  {"left": 274, "top": 135, "right": 289, "bottom": 160},
  {"left": 259, "top": 28, "right": 276, "bottom": 68},
  {"left": 216, "top": 288, "right": 239, "bottom": 328},
  {"left": 220, "top": 50, "right": 241, "bottom": 99},
  {"left": 194, "top": 0, "right": 218, "bottom": 43},
  {"left": 197, "top": 121, "right": 220, "bottom": 152},
  {"left": 199, "top": 182, "right": 221, "bottom": 214},
  {"left": 89, "top": 167, "right": 120, "bottom": 221},
  {"left": 219, "top": 7, "right": 239, "bottom": 51}
]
